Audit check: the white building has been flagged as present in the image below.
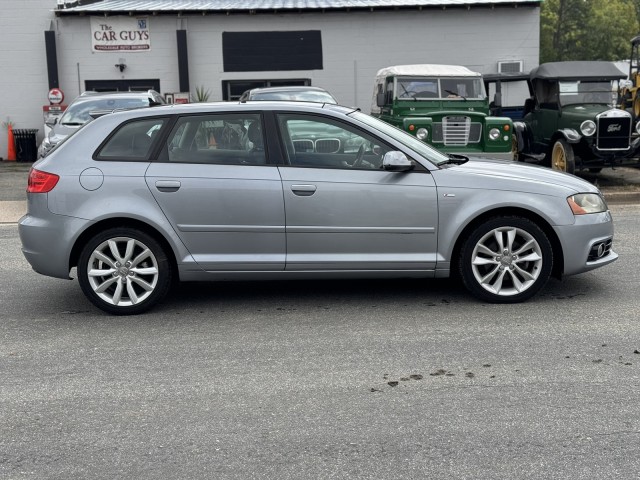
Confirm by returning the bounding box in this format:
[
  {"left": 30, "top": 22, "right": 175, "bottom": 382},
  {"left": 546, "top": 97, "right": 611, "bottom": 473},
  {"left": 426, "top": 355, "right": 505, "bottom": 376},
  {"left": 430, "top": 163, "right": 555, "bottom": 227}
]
[{"left": 0, "top": 0, "right": 541, "bottom": 158}]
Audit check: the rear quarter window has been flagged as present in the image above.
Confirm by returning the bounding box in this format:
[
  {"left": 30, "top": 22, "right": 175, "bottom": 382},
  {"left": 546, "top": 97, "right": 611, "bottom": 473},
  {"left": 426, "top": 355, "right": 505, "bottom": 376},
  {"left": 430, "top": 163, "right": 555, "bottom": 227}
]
[{"left": 96, "top": 118, "right": 166, "bottom": 161}]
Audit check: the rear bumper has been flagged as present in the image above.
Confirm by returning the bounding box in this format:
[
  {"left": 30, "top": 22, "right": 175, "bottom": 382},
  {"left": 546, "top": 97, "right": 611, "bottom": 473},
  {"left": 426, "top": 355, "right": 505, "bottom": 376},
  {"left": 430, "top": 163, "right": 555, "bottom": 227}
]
[{"left": 18, "top": 196, "right": 89, "bottom": 279}]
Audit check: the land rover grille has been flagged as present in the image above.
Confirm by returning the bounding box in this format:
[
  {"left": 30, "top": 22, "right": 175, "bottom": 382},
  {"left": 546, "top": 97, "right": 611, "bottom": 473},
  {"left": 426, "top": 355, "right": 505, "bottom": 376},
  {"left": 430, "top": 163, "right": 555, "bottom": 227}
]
[
  {"left": 596, "top": 111, "right": 631, "bottom": 151},
  {"left": 432, "top": 116, "right": 482, "bottom": 146}
]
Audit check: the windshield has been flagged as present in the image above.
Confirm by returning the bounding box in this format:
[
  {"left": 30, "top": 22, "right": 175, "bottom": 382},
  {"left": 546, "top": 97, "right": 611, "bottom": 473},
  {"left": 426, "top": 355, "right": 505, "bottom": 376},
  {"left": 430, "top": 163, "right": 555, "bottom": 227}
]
[
  {"left": 349, "top": 111, "right": 449, "bottom": 165},
  {"left": 558, "top": 81, "right": 615, "bottom": 106},
  {"left": 251, "top": 90, "right": 337, "bottom": 104},
  {"left": 395, "top": 76, "right": 486, "bottom": 100},
  {"left": 60, "top": 97, "right": 151, "bottom": 125}
]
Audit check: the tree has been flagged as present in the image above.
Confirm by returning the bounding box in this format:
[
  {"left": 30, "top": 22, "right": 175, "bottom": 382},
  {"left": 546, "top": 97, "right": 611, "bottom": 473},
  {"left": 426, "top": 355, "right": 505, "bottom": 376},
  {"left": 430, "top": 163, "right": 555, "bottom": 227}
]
[
  {"left": 583, "top": 0, "right": 638, "bottom": 60},
  {"left": 540, "top": 0, "right": 591, "bottom": 62},
  {"left": 540, "top": 0, "right": 639, "bottom": 63}
]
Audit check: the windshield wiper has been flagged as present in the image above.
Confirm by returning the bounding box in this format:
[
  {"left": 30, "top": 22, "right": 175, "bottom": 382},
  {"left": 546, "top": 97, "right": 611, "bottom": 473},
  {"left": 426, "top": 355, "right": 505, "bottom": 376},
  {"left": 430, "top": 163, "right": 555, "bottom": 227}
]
[
  {"left": 440, "top": 153, "right": 469, "bottom": 165},
  {"left": 445, "top": 89, "right": 467, "bottom": 101},
  {"left": 61, "top": 122, "right": 84, "bottom": 126}
]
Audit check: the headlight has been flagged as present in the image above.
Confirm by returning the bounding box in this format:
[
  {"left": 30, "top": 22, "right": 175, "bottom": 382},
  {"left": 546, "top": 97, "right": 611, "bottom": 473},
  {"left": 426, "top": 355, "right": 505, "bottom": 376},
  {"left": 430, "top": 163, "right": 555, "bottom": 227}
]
[
  {"left": 416, "top": 128, "right": 428, "bottom": 140},
  {"left": 580, "top": 120, "right": 596, "bottom": 137},
  {"left": 635, "top": 121, "right": 640, "bottom": 135},
  {"left": 567, "top": 193, "right": 607, "bottom": 215},
  {"left": 489, "top": 128, "right": 500, "bottom": 140}
]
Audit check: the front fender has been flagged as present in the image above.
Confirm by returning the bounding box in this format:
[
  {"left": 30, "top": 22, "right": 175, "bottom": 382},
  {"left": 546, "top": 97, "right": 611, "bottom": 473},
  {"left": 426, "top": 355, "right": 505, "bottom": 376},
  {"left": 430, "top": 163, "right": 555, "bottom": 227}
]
[
  {"left": 558, "top": 128, "right": 582, "bottom": 144},
  {"left": 431, "top": 179, "right": 575, "bottom": 266},
  {"left": 513, "top": 121, "right": 530, "bottom": 153},
  {"left": 402, "top": 117, "right": 434, "bottom": 130}
]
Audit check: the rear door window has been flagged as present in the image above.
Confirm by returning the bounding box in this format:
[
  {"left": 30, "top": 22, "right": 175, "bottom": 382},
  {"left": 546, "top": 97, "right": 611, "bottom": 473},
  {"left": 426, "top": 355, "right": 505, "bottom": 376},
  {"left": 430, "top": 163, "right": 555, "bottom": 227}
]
[{"left": 164, "top": 113, "right": 266, "bottom": 165}]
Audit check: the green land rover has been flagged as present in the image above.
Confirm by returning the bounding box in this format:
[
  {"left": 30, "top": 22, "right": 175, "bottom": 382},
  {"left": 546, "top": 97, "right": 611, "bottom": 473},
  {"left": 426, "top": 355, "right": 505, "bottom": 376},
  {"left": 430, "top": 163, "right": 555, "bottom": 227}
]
[{"left": 371, "top": 64, "right": 514, "bottom": 159}]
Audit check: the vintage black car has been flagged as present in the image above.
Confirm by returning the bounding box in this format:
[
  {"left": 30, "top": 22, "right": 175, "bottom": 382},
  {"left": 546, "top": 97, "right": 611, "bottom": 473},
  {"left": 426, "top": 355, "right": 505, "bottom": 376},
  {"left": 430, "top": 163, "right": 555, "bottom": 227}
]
[{"left": 485, "top": 61, "right": 640, "bottom": 173}]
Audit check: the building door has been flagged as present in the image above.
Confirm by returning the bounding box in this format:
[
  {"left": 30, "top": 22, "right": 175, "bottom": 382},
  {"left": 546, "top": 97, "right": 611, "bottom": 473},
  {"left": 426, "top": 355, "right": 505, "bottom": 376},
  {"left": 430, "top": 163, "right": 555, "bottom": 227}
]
[{"left": 85, "top": 79, "right": 160, "bottom": 92}]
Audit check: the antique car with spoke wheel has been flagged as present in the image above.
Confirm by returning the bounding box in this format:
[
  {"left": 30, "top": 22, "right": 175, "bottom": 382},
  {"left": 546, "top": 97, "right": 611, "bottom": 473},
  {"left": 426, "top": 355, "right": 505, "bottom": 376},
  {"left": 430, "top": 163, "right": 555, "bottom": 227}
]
[
  {"left": 19, "top": 101, "right": 617, "bottom": 314},
  {"left": 485, "top": 61, "right": 640, "bottom": 173}
]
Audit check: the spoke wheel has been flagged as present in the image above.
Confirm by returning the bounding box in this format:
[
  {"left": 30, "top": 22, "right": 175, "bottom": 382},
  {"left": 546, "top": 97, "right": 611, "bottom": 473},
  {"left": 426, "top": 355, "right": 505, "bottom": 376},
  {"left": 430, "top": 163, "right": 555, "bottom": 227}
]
[
  {"left": 634, "top": 94, "right": 640, "bottom": 120},
  {"left": 511, "top": 134, "right": 519, "bottom": 161},
  {"left": 78, "top": 228, "right": 172, "bottom": 315},
  {"left": 550, "top": 139, "right": 575, "bottom": 174},
  {"left": 459, "top": 216, "right": 553, "bottom": 303}
]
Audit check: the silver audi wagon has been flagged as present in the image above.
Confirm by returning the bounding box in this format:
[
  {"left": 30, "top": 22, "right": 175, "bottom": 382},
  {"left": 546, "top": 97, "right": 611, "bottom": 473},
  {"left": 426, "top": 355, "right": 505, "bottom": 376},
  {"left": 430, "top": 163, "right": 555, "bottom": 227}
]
[{"left": 19, "top": 102, "right": 617, "bottom": 314}]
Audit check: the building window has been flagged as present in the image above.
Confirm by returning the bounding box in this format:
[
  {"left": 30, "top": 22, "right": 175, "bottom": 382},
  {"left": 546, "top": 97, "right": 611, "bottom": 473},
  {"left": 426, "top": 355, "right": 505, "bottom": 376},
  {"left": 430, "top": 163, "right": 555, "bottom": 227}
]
[{"left": 222, "top": 31, "right": 323, "bottom": 72}]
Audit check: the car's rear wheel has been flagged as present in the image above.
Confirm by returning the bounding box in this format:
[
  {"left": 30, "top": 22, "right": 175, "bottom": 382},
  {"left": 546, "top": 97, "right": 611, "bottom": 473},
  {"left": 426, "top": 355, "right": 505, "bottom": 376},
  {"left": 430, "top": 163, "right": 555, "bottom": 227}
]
[
  {"left": 550, "top": 139, "right": 576, "bottom": 174},
  {"left": 78, "top": 228, "right": 172, "bottom": 315},
  {"left": 459, "top": 216, "right": 553, "bottom": 303}
]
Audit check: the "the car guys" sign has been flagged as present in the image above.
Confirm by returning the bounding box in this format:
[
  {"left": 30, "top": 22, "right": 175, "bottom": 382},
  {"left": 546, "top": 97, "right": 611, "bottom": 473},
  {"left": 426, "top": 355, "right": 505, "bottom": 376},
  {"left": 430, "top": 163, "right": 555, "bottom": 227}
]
[{"left": 90, "top": 16, "right": 150, "bottom": 52}]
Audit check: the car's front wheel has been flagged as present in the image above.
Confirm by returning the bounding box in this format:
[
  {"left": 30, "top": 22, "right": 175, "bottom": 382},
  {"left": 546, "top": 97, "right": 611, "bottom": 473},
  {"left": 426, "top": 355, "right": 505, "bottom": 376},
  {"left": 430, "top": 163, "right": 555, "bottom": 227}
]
[
  {"left": 459, "top": 216, "right": 553, "bottom": 303},
  {"left": 77, "top": 227, "right": 172, "bottom": 315},
  {"left": 550, "top": 139, "right": 576, "bottom": 174}
]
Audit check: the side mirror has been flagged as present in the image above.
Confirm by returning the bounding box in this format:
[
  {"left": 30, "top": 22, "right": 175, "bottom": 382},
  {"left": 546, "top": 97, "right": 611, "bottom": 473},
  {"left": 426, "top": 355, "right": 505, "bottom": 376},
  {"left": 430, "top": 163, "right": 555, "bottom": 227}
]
[
  {"left": 376, "top": 92, "right": 386, "bottom": 107},
  {"left": 45, "top": 117, "right": 58, "bottom": 127},
  {"left": 382, "top": 151, "right": 414, "bottom": 172}
]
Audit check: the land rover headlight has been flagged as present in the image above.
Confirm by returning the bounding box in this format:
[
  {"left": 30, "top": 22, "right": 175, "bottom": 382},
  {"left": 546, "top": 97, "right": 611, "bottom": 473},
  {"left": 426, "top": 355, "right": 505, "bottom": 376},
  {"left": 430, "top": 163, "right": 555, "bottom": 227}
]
[
  {"left": 416, "top": 128, "right": 429, "bottom": 140},
  {"left": 580, "top": 120, "right": 596, "bottom": 136},
  {"left": 567, "top": 193, "right": 607, "bottom": 215},
  {"left": 489, "top": 128, "right": 500, "bottom": 140}
]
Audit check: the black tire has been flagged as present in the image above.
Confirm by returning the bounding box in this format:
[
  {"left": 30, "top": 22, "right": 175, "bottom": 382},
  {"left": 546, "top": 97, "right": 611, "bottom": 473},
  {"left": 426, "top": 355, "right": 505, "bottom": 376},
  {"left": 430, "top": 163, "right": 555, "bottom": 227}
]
[
  {"left": 77, "top": 227, "right": 172, "bottom": 315},
  {"left": 549, "top": 139, "right": 576, "bottom": 174},
  {"left": 458, "top": 216, "right": 553, "bottom": 303}
]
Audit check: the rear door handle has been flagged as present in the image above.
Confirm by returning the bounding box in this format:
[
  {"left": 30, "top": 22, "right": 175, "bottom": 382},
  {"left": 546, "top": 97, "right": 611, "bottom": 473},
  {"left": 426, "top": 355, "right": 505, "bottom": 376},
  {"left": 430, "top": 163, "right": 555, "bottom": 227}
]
[
  {"left": 155, "top": 180, "right": 181, "bottom": 192},
  {"left": 291, "top": 184, "right": 317, "bottom": 196}
]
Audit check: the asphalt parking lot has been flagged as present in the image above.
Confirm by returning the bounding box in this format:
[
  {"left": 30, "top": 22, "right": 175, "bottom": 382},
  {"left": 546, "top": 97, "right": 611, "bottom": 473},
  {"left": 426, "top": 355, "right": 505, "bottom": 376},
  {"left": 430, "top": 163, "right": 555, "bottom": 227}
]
[{"left": 1, "top": 159, "right": 640, "bottom": 223}]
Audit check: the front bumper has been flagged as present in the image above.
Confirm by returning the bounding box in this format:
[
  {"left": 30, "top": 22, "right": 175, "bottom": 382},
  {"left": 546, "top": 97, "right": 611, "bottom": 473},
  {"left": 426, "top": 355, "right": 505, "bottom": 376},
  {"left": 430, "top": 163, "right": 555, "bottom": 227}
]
[{"left": 553, "top": 210, "right": 618, "bottom": 277}]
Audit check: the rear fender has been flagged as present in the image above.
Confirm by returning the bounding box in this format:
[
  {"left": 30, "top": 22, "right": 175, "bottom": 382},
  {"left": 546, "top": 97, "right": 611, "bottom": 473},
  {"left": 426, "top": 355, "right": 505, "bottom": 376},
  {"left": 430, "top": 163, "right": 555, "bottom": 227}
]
[{"left": 513, "top": 121, "right": 530, "bottom": 153}]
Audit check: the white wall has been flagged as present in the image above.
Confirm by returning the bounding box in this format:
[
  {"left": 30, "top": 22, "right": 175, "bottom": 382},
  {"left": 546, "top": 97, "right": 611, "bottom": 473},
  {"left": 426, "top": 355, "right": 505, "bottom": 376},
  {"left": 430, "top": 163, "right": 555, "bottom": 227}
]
[
  {"left": 0, "top": 0, "right": 53, "bottom": 158},
  {"left": 0, "top": 3, "right": 540, "bottom": 157},
  {"left": 173, "top": 7, "right": 540, "bottom": 109}
]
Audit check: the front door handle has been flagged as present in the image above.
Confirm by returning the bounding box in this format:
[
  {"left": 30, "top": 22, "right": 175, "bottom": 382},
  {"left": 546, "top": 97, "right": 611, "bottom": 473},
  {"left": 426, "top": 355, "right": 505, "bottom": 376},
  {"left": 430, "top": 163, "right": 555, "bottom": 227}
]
[
  {"left": 291, "top": 184, "right": 317, "bottom": 196},
  {"left": 155, "top": 180, "right": 181, "bottom": 192}
]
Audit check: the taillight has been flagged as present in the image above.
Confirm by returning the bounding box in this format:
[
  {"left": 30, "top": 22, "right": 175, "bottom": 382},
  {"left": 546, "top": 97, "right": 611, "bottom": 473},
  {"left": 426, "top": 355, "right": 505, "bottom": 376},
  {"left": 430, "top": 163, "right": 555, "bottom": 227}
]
[{"left": 27, "top": 168, "right": 59, "bottom": 193}]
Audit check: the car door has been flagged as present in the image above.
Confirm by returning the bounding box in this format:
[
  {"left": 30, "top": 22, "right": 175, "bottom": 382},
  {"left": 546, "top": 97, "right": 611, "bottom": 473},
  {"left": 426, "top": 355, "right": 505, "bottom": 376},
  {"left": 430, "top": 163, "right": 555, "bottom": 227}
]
[
  {"left": 145, "top": 112, "right": 286, "bottom": 271},
  {"left": 275, "top": 112, "right": 438, "bottom": 272}
]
